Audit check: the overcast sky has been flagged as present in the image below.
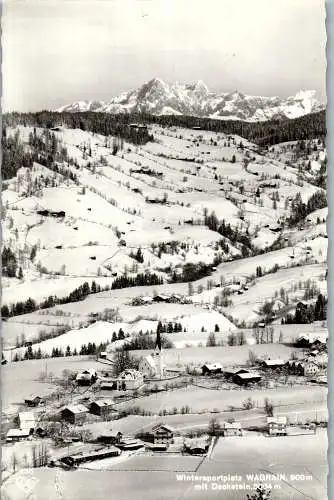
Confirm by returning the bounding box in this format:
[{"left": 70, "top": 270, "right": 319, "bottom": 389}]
[{"left": 2, "top": 0, "right": 327, "bottom": 112}]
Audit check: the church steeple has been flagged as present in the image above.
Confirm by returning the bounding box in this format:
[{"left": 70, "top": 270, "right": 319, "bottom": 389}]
[
  {"left": 154, "top": 322, "right": 164, "bottom": 378},
  {"left": 155, "top": 321, "right": 162, "bottom": 353}
]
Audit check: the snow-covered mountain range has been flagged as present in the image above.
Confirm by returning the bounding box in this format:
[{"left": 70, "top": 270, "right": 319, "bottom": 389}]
[{"left": 57, "top": 78, "right": 324, "bottom": 122}]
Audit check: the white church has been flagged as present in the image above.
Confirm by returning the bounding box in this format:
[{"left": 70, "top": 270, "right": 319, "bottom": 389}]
[{"left": 138, "top": 330, "right": 165, "bottom": 379}]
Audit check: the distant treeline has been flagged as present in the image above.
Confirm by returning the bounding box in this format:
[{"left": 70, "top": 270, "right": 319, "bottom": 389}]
[
  {"left": 3, "top": 109, "right": 325, "bottom": 149},
  {"left": 3, "top": 111, "right": 154, "bottom": 145},
  {"left": 142, "top": 110, "right": 326, "bottom": 146}
]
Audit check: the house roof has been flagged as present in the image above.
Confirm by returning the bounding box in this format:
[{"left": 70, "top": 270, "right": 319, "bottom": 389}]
[
  {"left": 235, "top": 372, "right": 261, "bottom": 379},
  {"left": 91, "top": 399, "right": 114, "bottom": 408},
  {"left": 7, "top": 429, "right": 30, "bottom": 438},
  {"left": 19, "top": 412, "right": 35, "bottom": 429},
  {"left": 62, "top": 404, "right": 88, "bottom": 414},
  {"left": 267, "top": 416, "right": 287, "bottom": 425},
  {"left": 143, "top": 355, "right": 157, "bottom": 369},
  {"left": 152, "top": 423, "right": 174, "bottom": 433},
  {"left": 223, "top": 421, "right": 242, "bottom": 429},
  {"left": 70, "top": 446, "right": 120, "bottom": 461},
  {"left": 141, "top": 296, "right": 153, "bottom": 302},
  {"left": 233, "top": 369, "right": 251, "bottom": 375},
  {"left": 100, "top": 430, "right": 122, "bottom": 438},
  {"left": 263, "top": 359, "right": 286, "bottom": 366},
  {"left": 154, "top": 294, "right": 169, "bottom": 300},
  {"left": 19, "top": 411, "right": 35, "bottom": 421},
  {"left": 76, "top": 373, "right": 93, "bottom": 380},
  {"left": 202, "top": 363, "right": 223, "bottom": 371}
]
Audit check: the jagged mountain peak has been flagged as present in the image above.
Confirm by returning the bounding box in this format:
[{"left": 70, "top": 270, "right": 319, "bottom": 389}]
[{"left": 57, "top": 78, "right": 324, "bottom": 121}]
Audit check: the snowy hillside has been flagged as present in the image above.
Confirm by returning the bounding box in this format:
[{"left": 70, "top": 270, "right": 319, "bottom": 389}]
[{"left": 1, "top": 120, "right": 327, "bottom": 356}]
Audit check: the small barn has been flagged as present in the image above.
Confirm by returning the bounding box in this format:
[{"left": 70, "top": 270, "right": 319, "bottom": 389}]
[
  {"left": 97, "top": 431, "right": 123, "bottom": 445},
  {"left": 99, "top": 380, "right": 117, "bottom": 390},
  {"left": 6, "top": 429, "right": 31, "bottom": 442},
  {"left": 222, "top": 422, "right": 242, "bottom": 437},
  {"left": 267, "top": 416, "right": 287, "bottom": 436},
  {"left": 145, "top": 442, "right": 168, "bottom": 452},
  {"left": 232, "top": 370, "right": 262, "bottom": 385},
  {"left": 184, "top": 437, "right": 210, "bottom": 455},
  {"left": 24, "top": 396, "right": 43, "bottom": 407},
  {"left": 90, "top": 399, "right": 114, "bottom": 417},
  {"left": 153, "top": 294, "right": 170, "bottom": 303},
  {"left": 201, "top": 363, "right": 223, "bottom": 375},
  {"left": 60, "top": 446, "right": 120, "bottom": 467},
  {"left": 61, "top": 405, "right": 89, "bottom": 425},
  {"left": 76, "top": 369, "right": 97, "bottom": 386}
]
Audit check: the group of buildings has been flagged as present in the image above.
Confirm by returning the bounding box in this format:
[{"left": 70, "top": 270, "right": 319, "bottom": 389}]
[{"left": 201, "top": 352, "right": 327, "bottom": 384}]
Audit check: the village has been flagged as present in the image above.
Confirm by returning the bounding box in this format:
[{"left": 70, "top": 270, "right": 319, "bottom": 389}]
[{"left": 2, "top": 324, "right": 327, "bottom": 476}]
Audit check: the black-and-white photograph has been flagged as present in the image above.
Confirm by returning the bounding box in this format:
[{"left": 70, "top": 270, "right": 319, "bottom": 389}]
[{"left": 1, "top": 1, "right": 328, "bottom": 499}]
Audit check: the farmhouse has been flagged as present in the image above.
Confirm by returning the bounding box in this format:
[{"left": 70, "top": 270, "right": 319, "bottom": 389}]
[
  {"left": 90, "top": 399, "right": 114, "bottom": 417},
  {"left": 61, "top": 405, "right": 89, "bottom": 425},
  {"left": 267, "top": 416, "right": 287, "bottom": 436},
  {"left": 99, "top": 380, "right": 117, "bottom": 390},
  {"left": 76, "top": 369, "right": 97, "bottom": 386},
  {"left": 116, "top": 369, "right": 144, "bottom": 391},
  {"left": 97, "top": 431, "right": 123, "bottom": 445},
  {"left": 222, "top": 422, "right": 242, "bottom": 437},
  {"left": 302, "top": 360, "right": 320, "bottom": 377},
  {"left": 18, "top": 412, "right": 36, "bottom": 433},
  {"left": 201, "top": 363, "right": 223, "bottom": 375},
  {"left": 6, "top": 429, "right": 31, "bottom": 442},
  {"left": 232, "top": 369, "right": 262, "bottom": 385},
  {"left": 150, "top": 423, "right": 174, "bottom": 444}
]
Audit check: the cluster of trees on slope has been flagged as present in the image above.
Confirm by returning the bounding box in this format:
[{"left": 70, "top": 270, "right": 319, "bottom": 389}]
[
  {"left": 3, "top": 111, "right": 154, "bottom": 146},
  {"left": 282, "top": 293, "right": 327, "bottom": 325},
  {"left": 13, "top": 340, "right": 109, "bottom": 362},
  {"left": 1, "top": 280, "right": 108, "bottom": 318},
  {"left": 111, "top": 272, "right": 163, "bottom": 289},
  {"left": 2, "top": 247, "right": 22, "bottom": 278},
  {"left": 120, "top": 332, "right": 174, "bottom": 350},
  {"left": 204, "top": 211, "right": 252, "bottom": 254},
  {"left": 288, "top": 190, "right": 327, "bottom": 226},
  {"left": 2, "top": 127, "right": 76, "bottom": 181}
]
